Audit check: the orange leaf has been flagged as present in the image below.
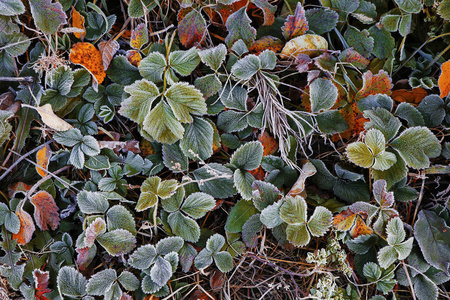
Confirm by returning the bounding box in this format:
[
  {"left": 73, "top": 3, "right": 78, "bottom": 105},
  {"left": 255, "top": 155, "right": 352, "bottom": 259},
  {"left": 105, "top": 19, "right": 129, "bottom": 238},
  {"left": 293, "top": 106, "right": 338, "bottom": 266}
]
[
  {"left": 333, "top": 209, "right": 357, "bottom": 231},
  {"left": 334, "top": 102, "right": 368, "bottom": 140},
  {"left": 140, "top": 139, "right": 155, "bottom": 156},
  {"left": 249, "top": 166, "right": 265, "bottom": 181},
  {"left": 30, "top": 191, "right": 60, "bottom": 231},
  {"left": 126, "top": 50, "right": 142, "bottom": 67},
  {"left": 69, "top": 42, "right": 106, "bottom": 85},
  {"left": 12, "top": 207, "right": 35, "bottom": 245},
  {"left": 8, "top": 182, "right": 32, "bottom": 198},
  {"left": 439, "top": 60, "right": 450, "bottom": 98},
  {"left": 71, "top": 6, "right": 86, "bottom": 40},
  {"left": 354, "top": 70, "right": 393, "bottom": 101},
  {"left": 33, "top": 269, "right": 51, "bottom": 300},
  {"left": 391, "top": 87, "right": 427, "bottom": 105},
  {"left": 36, "top": 144, "right": 52, "bottom": 177},
  {"left": 98, "top": 40, "right": 120, "bottom": 71},
  {"left": 249, "top": 36, "right": 284, "bottom": 55},
  {"left": 281, "top": 3, "right": 308, "bottom": 40},
  {"left": 258, "top": 131, "right": 278, "bottom": 156},
  {"left": 350, "top": 215, "right": 373, "bottom": 238}
]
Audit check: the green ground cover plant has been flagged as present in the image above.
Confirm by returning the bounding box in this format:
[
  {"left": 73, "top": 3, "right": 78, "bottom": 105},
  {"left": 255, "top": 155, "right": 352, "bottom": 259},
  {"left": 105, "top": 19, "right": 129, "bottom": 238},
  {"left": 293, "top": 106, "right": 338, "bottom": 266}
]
[{"left": 0, "top": 0, "right": 450, "bottom": 299}]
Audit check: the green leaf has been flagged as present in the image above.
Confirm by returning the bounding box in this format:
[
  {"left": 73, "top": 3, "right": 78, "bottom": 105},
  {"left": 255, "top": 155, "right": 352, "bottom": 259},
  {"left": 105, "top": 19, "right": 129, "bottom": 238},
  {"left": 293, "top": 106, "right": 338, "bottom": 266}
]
[
  {"left": 168, "top": 211, "right": 200, "bottom": 242},
  {"left": 85, "top": 155, "right": 111, "bottom": 170},
  {"left": 363, "top": 108, "right": 401, "bottom": 141},
  {"left": 213, "top": 251, "right": 234, "bottom": 272},
  {"left": 120, "top": 79, "right": 160, "bottom": 123},
  {"left": 86, "top": 269, "right": 117, "bottom": 296},
  {"left": 143, "top": 101, "right": 184, "bottom": 144},
  {"left": 97, "top": 229, "right": 136, "bottom": 256},
  {"left": 259, "top": 50, "right": 276, "bottom": 70},
  {"left": 386, "top": 217, "right": 405, "bottom": 245},
  {"left": 395, "top": 102, "right": 425, "bottom": 127},
  {"left": 156, "top": 236, "right": 184, "bottom": 255},
  {"left": 106, "top": 205, "right": 136, "bottom": 235},
  {"left": 438, "top": 0, "right": 450, "bottom": 20},
  {"left": 414, "top": 274, "right": 438, "bottom": 300},
  {"left": 106, "top": 56, "right": 141, "bottom": 85},
  {"left": 128, "top": 244, "right": 157, "bottom": 270},
  {"left": 230, "top": 141, "right": 264, "bottom": 170},
  {"left": 344, "top": 25, "right": 374, "bottom": 57},
  {"left": 372, "top": 151, "right": 397, "bottom": 171},
  {"left": 331, "top": 0, "right": 359, "bottom": 13},
  {"left": 231, "top": 54, "right": 260, "bottom": 80},
  {"left": 286, "top": 223, "right": 310, "bottom": 247},
  {"left": 194, "top": 248, "right": 213, "bottom": 269},
  {"left": 217, "top": 110, "right": 248, "bottom": 133},
  {"left": 346, "top": 142, "right": 373, "bottom": 168},
  {"left": 352, "top": 0, "right": 377, "bottom": 24},
  {"left": 165, "top": 82, "right": 206, "bottom": 123},
  {"left": 128, "top": 0, "right": 157, "bottom": 18},
  {"left": 310, "top": 78, "right": 338, "bottom": 113},
  {"left": 365, "top": 128, "right": 386, "bottom": 156},
  {"left": 151, "top": 256, "right": 173, "bottom": 286},
  {"left": 105, "top": 282, "right": 121, "bottom": 300},
  {"left": 4, "top": 211, "right": 20, "bottom": 234},
  {"left": 136, "top": 176, "right": 178, "bottom": 211},
  {"left": 225, "top": 200, "right": 258, "bottom": 233},
  {"left": 416, "top": 95, "right": 446, "bottom": 127},
  {"left": 381, "top": 14, "right": 401, "bottom": 32},
  {"left": 57, "top": 266, "right": 87, "bottom": 297},
  {"left": 377, "top": 245, "right": 398, "bottom": 268},
  {"left": 0, "top": 32, "right": 31, "bottom": 57},
  {"left": 280, "top": 195, "right": 307, "bottom": 225},
  {"left": 118, "top": 270, "right": 140, "bottom": 291},
  {"left": 81, "top": 136, "right": 100, "bottom": 156},
  {"left": 307, "top": 206, "right": 332, "bottom": 237},
  {"left": 260, "top": 201, "right": 284, "bottom": 228},
  {"left": 358, "top": 94, "right": 393, "bottom": 112},
  {"left": 181, "top": 192, "right": 215, "bottom": 219},
  {"left": 77, "top": 191, "right": 109, "bottom": 214},
  {"left": 29, "top": 0, "right": 67, "bottom": 34},
  {"left": 234, "top": 169, "right": 256, "bottom": 200},
  {"left": 162, "top": 142, "right": 188, "bottom": 173},
  {"left": 225, "top": 7, "right": 256, "bottom": 47},
  {"left": 242, "top": 214, "right": 263, "bottom": 247},
  {"left": 368, "top": 26, "right": 395, "bottom": 60},
  {"left": 180, "top": 116, "right": 214, "bottom": 160},
  {"left": 305, "top": 8, "right": 338, "bottom": 35},
  {"left": 252, "top": 180, "right": 281, "bottom": 210},
  {"left": 390, "top": 127, "right": 441, "bottom": 169},
  {"left": 193, "top": 163, "right": 237, "bottom": 199},
  {"left": 316, "top": 110, "right": 349, "bottom": 134},
  {"left": 363, "top": 262, "right": 381, "bottom": 282},
  {"left": 394, "top": 0, "right": 422, "bottom": 13},
  {"left": 0, "top": 0, "right": 25, "bottom": 16},
  {"left": 414, "top": 210, "right": 450, "bottom": 273},
  {"left": 206, "top": 233, "right": 225, "bottom": 253},
  {"left": 169, "top": 48, "right": 200, "bottom": 77},
  {"left": 394, "top": 237, "right": 413, "bottom": 260},
  {"left": 198, "top": 44, "right": 227, "bottom": 71},
  {"left": 179, "top": 243, "right": 197, "bottom": 272},
  {"left": 139, "top": 52, "right": 166, "bottom": 83},
  {"left": 194, "top": 74, "right": 222, "bottom": 99}
]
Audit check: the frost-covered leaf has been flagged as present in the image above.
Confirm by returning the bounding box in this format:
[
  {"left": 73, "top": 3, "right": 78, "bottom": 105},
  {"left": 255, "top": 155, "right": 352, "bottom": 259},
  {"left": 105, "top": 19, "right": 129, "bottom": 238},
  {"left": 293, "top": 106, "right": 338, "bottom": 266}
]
[
  {"left": 416, "top": 95, "right": 446, "bottom": 127},
  {"left": 193, "top": 163, "right": 237, "bottom": 199},
  {"left": 414, "top": 210, "right": 450, "bottom": 273},
  {"left": 363, "top": 262, "right": 381, "bottom": 282},
  {"left": 84, "top": 217, "right": 106, "bottom": 247},
  {"left": 117, "top": 271, "right": 139, "bottom": 292},
  {"left": 346, "top": 142, "right": 373, "bottom": 168},
  {"left": 368, "top": 26, "right": 395, "bottom": 60},
  {"left": 162, "top": 142, "right": 188, "bottom": 173},
  {"left": 252, "top": 180, "right": 280, "bottom": 210},
  {"left": 178, "top": 9, "right": 206, "bottom": 48},
  {"left": 168, "top": 211, "right": 200, "bottom": 242},
  {"left": 128, "top": 0, "right": 156, "bottom": 18},
  {"left": 180, "top": 116, "right": 214, "bottom": 160},
  {"left": 242, "top": 214, "right": 263, "bottom": 247},
  {"left": 310, "top": 78, "right": 338, "bottom": 113},
  {"left": 386, "top": 217, "right": 406, "bottom": 245},
  {"left": 179, "top": 243, "right": 197, "bottom": 272},
  {"left": 230, "top": 141, "right": 264, "bottom": 170},
  {"left": 305, "top": 8, "right": 338, "bottom": 35},
  {"left": 77, "top": 191, "right": 109, "bottom": 214},
  {"left": 260, "top": 201, "right": 283, "bottom": 228},
  {"left": 220, "top": 84, "right": 248, "bottom": 111},
  {"left": 156, "top": 236, "right": 184, "bottom": 255},
  {"left": 97, "top": 229, "right": 136, "bottom": 256},
  {"left": 280, "top": 196, "right": 307, "bottom": 225},
  {"left": 231, "top": 54, "right": 260, "bottom": 81},
  {"left": 139, "top": 52, "right": 166, "bottom": 83},
  {"left": 136, "top": 176, "right": 178, "bottom": 212},
  {"left": 307, "top": 206, "right": 332, "bottom": 237},
  {"left": 377, "top": 245, "right": 398, "bottom": 268},
  {"left": 165, "top": 82, "right": 206, "bottom": 123},
  {"left": 120, "top": 79, "right": 160, "bottom": 123},
  {"left": 0, "top": 0, "right": 25, "bottom": 16},
  {"left": 217, "top": 110, "right": 248, "bottom": 133},
  {"left": 106, "top": 205, "right": 136, "bottom": 235},
  {"left": 286, "top": 223, "right": 310, "bottom": 247},
  {"left": 130, "top": 23, "right": 148, "bottom": 50},
  {"left": 234, "top": 169, "right": 256, "bottom": 200},
  {"left": 57, "top": 266, "right": 87, "bottom": 297},
  {"left": 169, "top": 48, "right": 200, "bottom": 77},
  {"left": 363, "top": 108, "right": 401, "bottom": 141},
  {"left": 195, "top": 74, "right": 222, "bottom": 98},
  {"left": 390, "top": 127, "right": 441, "bottom": 169},
  {"left": 225, "top": 7, "right": 256, "bottom": 47},
  {"left": 282, "top": 3, "right": 308, "bottom": 40},
  {"left": 29, "top": 0, "right": 67, "bottom": 34},
  {"left": 128, "top": 244, "right": 157, "bottom": 270},
  {"left": 194, "top": 248, "right": 213, "bottom": 270},
  {"left": 86, "top": 269, "right": 116, "bottom": 296},
  {"left": 198, "top": 44, "right": 227, "bottom": 71},
  {"left": 394, "top": 0, "right": 421, "bottom": 13},
  {"left": 151, "top": 256, "right": 173, "bottom": 286},
  {"left": 213, "top": 251, "right": 234, "bottom": 272},
  {"left": 181, "top": 192, "right": 216, "bottom": 219},
  {"left": 344, "top": 25, "right": 374, "bottom": 57}
]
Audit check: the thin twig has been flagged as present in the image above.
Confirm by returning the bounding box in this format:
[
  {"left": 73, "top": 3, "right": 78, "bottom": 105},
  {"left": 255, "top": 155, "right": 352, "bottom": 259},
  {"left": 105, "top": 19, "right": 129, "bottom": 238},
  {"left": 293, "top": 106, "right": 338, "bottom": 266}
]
[{"left": 0, "top": 77, "right": 34, "bottom": 83}]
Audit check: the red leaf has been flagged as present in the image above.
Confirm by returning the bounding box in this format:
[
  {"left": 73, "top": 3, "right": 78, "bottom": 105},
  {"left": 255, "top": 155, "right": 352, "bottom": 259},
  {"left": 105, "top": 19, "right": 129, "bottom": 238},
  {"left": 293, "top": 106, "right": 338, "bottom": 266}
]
[
  {"left": 8, "top": 182, "right": 32, "bottom": 198},
  {"left": 36, "top": 144, "right": 52, "bottom": 177},
  {"left": 249, "top": 36, "right": 284, "bottom": 55},
  {"left": 178, "top": 10, "right": 207, "bottom": 48},
  {"left": 30, "top": 191, "right": 60, "bottom": 231},
  {"left": 76, "top": 246, "right": 97, "bottom": 272},
  {"left": 12, "top": 207, "right": 35, "bottom": 245},
  {"left": 216, "top": 0, "right": 247, "bottom": 24},
  {"left": 354, "top": 70, "right": 393, "bottom": 101},
  {"left": 282, "top": 3, "right": 309, "bottom": 40},
  {"left": 98, "top": 40, "right": 120, "bottom": 71},
  {"left": 210, "top": 270, "right": 225, "bottom": 292},
  {"left": 33, "top": 269, "right": 51, "bottom": 300},
  {"left": 126, "top": 50, "right": 142, "bottom": 67}
]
